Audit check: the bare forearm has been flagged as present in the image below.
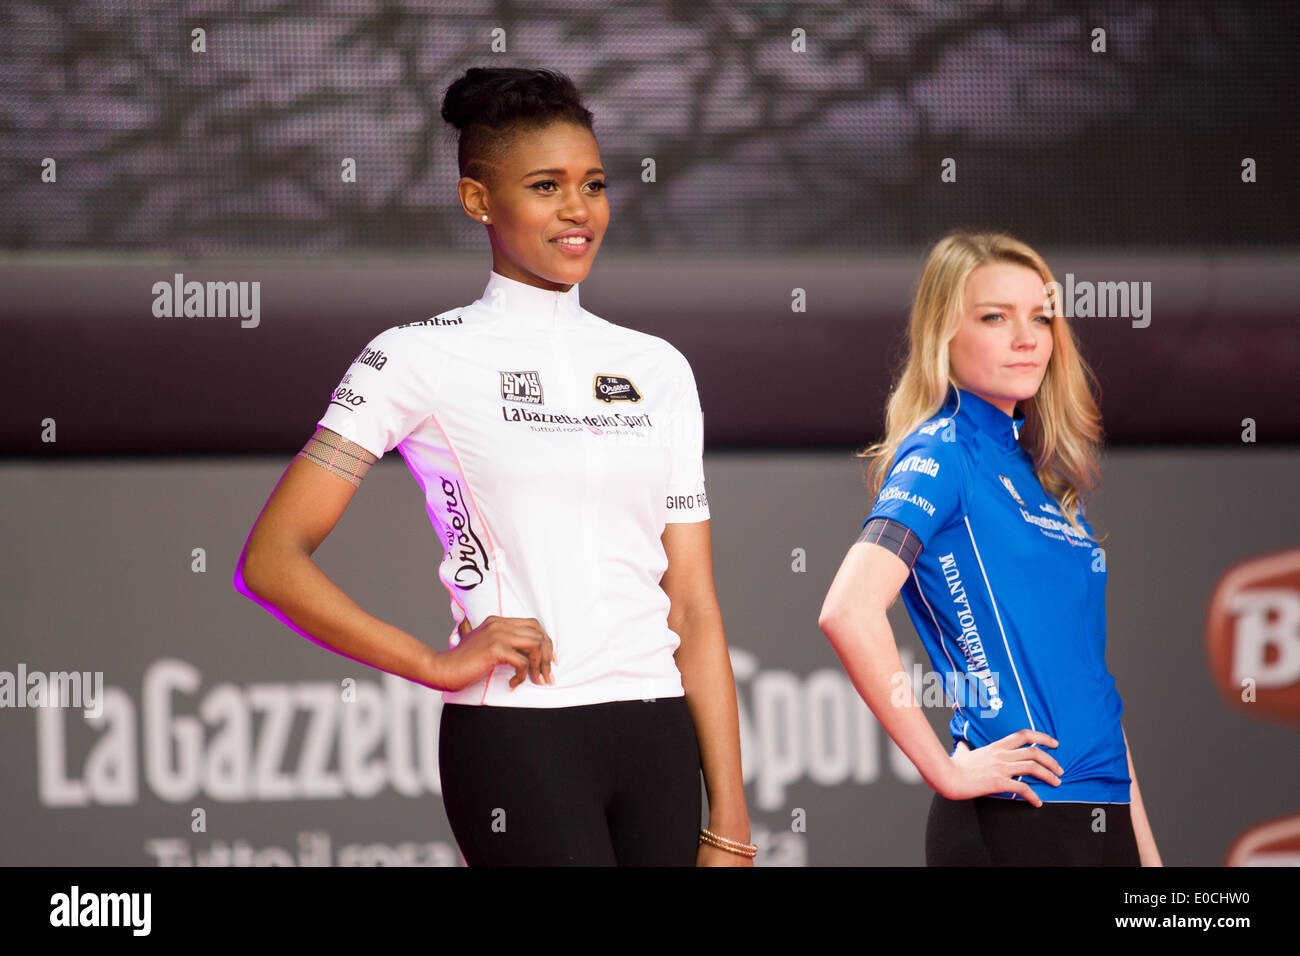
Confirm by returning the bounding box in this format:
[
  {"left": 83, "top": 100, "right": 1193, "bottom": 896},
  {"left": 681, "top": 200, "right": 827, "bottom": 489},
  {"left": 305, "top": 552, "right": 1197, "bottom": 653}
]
[
  {"left": 1124, "top": 729, "right": 1163, "bottom": 866},
  {"left": 821, "top": 606, "right": 953, "bottom": 794},
  {"left": 673, "top": 606, "right": 750, "bottom": 840},
  {"left": 237, "top": 545, "right": 440, "bottom": 689}
]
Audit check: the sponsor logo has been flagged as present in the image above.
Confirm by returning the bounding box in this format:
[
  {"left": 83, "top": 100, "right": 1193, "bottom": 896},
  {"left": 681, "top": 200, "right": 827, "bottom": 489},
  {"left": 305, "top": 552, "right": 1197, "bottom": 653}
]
[
  {"left": 329, "top": 386, "right": 367, "bottom": 410},
  {"left": 894, "top": 454, "right": 940, "bottom": 478},
  {"left": 439, "top": 477, "right": 491, "bottom": 589},
  {"left": 593, "top": 374, "right": 642, "bottom": 403},
  {"left": 398, "top": 314, "right": 463, "bottom": 328},
  {"left": 937, "top": 553, "right": 1003, "bottom": 712},
  {"left": 353, "top": 346, "right": 388, "bottom": 371},
  {"left": 996, "top": 475, "right": 1089, "bottom": 545},
  {"left": 1206, "top": 547, "right": 1300, "bottom": 724},
  {"left": 877, "top": 486, "right": 936, "bottom": 518},
  {"left": 500, "top": 406, "right": 654, "bottom": 430},
  {"left": 1016, "top": 507, "right": 1089, "bottom": 545},
  {"left": 499, "top": 370, "right": 544, "bottom": 405},
  {"left": 998, "top": 474, "right": 1026, "bottom": 506},
  {"left": 667, "top": 491, "right": 708, "bottom": 512},
  {"left": 1224, "top": 813, "right": 1300, "bottom": 866},
  {"left": 32, "top": 660, "right": 450, "bottom": 806}
]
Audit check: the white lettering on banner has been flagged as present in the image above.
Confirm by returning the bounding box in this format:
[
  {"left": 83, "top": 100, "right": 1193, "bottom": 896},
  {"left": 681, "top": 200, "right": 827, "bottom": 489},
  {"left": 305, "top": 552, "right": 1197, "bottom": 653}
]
[
  {"left": 731, "top": 648, "right": 922, "bottom": 811},
  {"left": 143, "top": 830, "right": 459, "bottom": 867},
  {"left": 34, "top": 654, "right": 934, "bottom": 811},
  {"left": 1228, "top": 589, "right": 1300, "bottom": 687},
  {"left": 35, "top": 659, "right": 442, "bottom": 807},
  {"left": 37, "top": 687, "right": 136, "bottom": 806}
]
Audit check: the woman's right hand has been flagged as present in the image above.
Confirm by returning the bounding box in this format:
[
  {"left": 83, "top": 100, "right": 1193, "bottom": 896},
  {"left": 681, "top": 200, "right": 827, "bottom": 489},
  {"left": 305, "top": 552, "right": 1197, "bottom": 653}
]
[
  {"left": 938, "top": 730, "right": 1063, "bottom": 807},
  {"left": 431, "top": 615, "right": 556, "bottom": 692}
]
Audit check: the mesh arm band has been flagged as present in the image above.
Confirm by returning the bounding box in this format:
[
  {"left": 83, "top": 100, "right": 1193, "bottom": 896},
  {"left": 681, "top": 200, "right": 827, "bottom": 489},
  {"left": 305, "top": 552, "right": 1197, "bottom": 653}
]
[
  {"left": 856, "top": 517, "right": 922, "bottom": 570},
  {"left": 295, "top": 427, "right": 377, "bottom": 487}
]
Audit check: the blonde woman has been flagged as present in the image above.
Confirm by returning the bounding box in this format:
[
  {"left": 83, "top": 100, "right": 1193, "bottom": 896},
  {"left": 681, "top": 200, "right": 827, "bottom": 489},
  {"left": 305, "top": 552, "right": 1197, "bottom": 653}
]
[{"left": 819, "top": 232, "right": 1161, "bottom": 865}]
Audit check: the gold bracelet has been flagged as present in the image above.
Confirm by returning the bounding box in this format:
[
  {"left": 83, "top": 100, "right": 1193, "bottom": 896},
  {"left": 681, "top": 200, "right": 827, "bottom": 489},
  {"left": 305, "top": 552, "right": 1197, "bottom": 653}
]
[
  {"left": 700, "top": 827, "right": 755, "bottom": 850},
  {"left": 698, "top": 833, "right": 756, "bottom": 859},
  {"left": 698, "top": 828, "right": 757, "bottom": 858}
]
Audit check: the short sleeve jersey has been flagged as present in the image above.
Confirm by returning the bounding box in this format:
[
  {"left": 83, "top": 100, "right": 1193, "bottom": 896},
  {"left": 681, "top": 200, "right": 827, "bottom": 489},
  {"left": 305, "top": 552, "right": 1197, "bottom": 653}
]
[
  {"left": 315, "top": 269, "right": 710, "bottom": 708},
  {"left": 864, "top": 385, "right": 1130, "bottom": 803}
]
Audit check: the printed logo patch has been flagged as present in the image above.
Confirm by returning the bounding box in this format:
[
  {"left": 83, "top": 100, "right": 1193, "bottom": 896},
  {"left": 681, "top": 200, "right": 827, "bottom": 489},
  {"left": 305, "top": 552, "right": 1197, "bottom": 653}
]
[
  {"left": 500, "top": 370, "right": 544, "bottom": 405},
  {"left": 997, "top": 474, "right": 1026, "bottom": 506},
  {"left": 593, "top": 374, "right": 642, "bottom": 403}
]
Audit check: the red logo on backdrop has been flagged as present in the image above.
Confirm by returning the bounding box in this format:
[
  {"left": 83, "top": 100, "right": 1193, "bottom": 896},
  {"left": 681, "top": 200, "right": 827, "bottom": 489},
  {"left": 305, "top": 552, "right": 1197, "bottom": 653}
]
[
  {"left": 1206, "top": 547, "right": 1300, "bottom": 725},
  {"left": 1225, "top": 813, "right": 1300, "bottom": 866}
]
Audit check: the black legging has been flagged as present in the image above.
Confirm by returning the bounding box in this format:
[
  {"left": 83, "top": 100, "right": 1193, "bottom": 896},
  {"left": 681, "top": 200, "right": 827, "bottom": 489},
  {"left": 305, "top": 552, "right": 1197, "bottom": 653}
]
[
  {"left": 926, "top": 792, "right": 1141, "bottom": 866},
  {"left": 438, "top": 696, "right": 702, "bottom": 865}
]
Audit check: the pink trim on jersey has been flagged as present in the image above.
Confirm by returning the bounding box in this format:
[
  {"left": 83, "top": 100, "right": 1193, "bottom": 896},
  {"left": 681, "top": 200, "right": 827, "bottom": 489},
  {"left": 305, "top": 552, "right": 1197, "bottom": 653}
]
[
  {"left": 866, "top": 517, "right": 915, "bottom": 568},
  {"left": 427, "top": 410, "right": 505, "bottom": 705},
  {"left": 899, "top": 527, "right": 913, "bottom": 565},
  {"left": 393, "top": 441, "right": 477, "bottom": 668},
  {"left": 322, "top": 426, "right": 345, "bottom": 470}
]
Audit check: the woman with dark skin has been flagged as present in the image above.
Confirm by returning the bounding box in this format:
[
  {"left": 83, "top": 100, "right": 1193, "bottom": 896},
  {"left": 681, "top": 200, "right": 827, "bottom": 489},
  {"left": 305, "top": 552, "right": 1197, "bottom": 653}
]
[{"left": 235, "top": 68, "right": 752, "bottom": 866}]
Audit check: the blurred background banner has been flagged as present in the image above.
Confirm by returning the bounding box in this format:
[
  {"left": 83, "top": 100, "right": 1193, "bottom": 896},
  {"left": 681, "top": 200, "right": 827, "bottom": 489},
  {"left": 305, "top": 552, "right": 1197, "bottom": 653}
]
[
  {"left": 2, "top": 1, "right": 1296, "bottom": 252},
  {"left": 1, "top": 0, "right": 1297, "bottom": 866}
]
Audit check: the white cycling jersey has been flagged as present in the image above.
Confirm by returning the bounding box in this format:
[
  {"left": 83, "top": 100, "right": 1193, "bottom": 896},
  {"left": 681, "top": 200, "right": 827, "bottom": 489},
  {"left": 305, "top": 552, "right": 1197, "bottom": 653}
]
[{"left": 315, "top": 269, "right": 710, "bottom": 707}]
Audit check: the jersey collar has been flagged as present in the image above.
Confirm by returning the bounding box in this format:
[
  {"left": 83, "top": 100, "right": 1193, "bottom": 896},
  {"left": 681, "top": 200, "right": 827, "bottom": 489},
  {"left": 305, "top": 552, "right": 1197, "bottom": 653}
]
[
  {"left": 478, "top": 269, "right": 583, "bottom": 328},
  {"left": 942, "top": 384, "right": 1027, "bottom": 451}
]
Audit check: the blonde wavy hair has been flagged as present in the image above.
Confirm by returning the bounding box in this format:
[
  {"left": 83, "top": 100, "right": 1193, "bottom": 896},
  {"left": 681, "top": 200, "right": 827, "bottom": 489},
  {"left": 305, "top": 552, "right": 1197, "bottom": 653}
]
[{"left": 860, "top": 231, "right": 1105, "bottom": 540}]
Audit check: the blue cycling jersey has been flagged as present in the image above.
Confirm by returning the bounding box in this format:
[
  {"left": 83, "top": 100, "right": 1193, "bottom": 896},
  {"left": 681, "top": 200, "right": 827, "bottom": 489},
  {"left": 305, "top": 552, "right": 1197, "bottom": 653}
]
[{"left": 864, "top": 384, "right": 1130, "bottom": 803}]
